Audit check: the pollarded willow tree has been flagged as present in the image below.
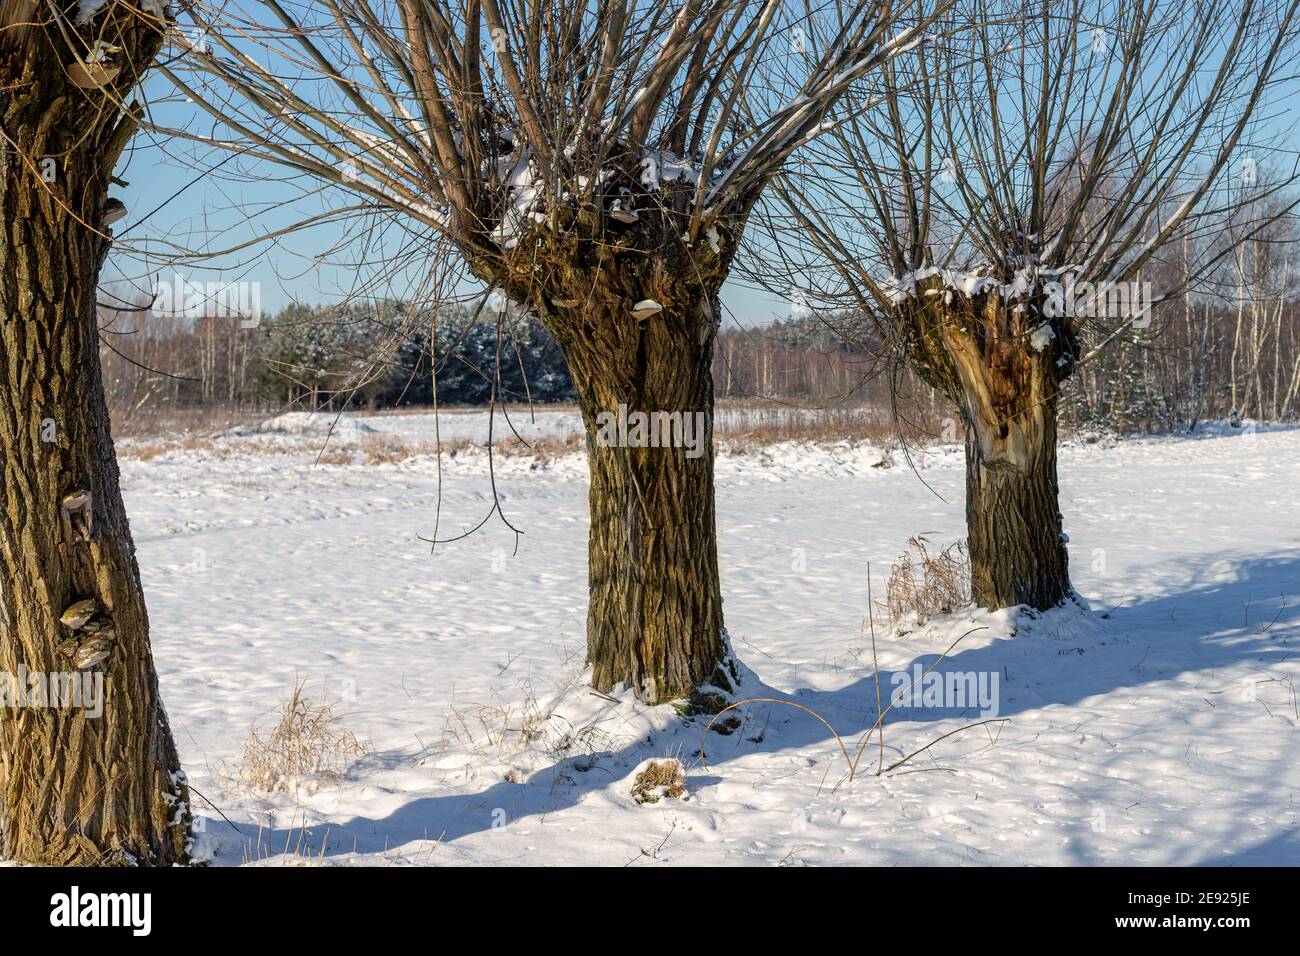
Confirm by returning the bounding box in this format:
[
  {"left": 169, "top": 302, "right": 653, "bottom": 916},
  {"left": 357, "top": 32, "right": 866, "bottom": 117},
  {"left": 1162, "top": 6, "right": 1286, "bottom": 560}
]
[
  {"left": 760, "top": 0, "right": 1300, "bottom": 610},
  {"left": 0, "top": 1, "right": 191, "bottom": 863},
  {"left": 154, "top": 0, "right": 948, "bottom": 702}
]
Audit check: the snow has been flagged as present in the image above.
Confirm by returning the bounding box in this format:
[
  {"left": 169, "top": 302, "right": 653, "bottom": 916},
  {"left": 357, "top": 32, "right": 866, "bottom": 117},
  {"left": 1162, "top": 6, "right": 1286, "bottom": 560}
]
[
  {"left": 244, "top": 411, "right": 377, "bottom": 436},
  {"left": 115, "top": 413, "right": 1300, "bottom": 865},
  {"left": 706, "top": 225, "right": 722, "bottom": 253},
  {"left": 74, "top": 0, "right": 109, "bottom": 23},
  {"left": 491, "top": 148, "right": 541, "bottom": 249},
  {"left": 640, "top": 149, "right": 700, "bottom": 190},
  {"left": 1029, "top": 322, "right": 1056, "bottom": 352},
  {"left": 881, "top": 266, "right": 996, "bottom": 304},
  {"left": 880, "top": 261, "right": 1093, "bottom": 308},
  {"left": 486, "top": 142, "right": 703, "bottom": 249}
]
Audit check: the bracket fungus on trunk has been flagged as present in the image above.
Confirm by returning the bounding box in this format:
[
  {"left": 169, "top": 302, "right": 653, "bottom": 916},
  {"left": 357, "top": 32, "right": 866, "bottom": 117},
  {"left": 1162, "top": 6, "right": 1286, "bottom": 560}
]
[
  {"left": 60, "top": 488, "right": 94, "bottom": 544},
  {"left": 72, "top": 634, "right": 115, "bottom": 671},
  {"left": 630, "top": 299, "right": 663, "bottom": 319},
  {"left": 102, "top": 197, "right": 127, "bottom": 225},
  {"left": 59, "top": 598, "right": 100, "bottom": 630},
  {"left": 58, "top": 600, "right": 117, "bottom": 671}
]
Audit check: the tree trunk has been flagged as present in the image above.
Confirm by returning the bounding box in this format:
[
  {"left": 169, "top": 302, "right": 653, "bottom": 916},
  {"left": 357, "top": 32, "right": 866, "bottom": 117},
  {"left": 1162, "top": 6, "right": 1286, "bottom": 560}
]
[
  {"left": 963, "top": 394, "right": 1070, "bottom": 610},
  {"left": 0, "top": 17, "right": 190, "bottom": 865},
  {"left": 560, "top": 303, "right": 725, "bottom": 704},
  {"left": 902, "top": 282, "right": 1073, "bottom": 613}
]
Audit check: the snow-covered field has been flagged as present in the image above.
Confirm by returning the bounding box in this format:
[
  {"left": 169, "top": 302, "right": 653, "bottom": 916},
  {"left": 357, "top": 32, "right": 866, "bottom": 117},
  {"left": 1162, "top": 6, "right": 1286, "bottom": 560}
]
[{"left": 119, "top": 411, "right": 1300, "bottom": 866}]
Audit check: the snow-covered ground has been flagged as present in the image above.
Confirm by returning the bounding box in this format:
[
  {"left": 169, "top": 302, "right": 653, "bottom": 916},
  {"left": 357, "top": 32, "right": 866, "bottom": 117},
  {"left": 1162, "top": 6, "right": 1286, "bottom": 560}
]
[{"left": 119, "top": 411, "right": 1300, "bottom": 866}]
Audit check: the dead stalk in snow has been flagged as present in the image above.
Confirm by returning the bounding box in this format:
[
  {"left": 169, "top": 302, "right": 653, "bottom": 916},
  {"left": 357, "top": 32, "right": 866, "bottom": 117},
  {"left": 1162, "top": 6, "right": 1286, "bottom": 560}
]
[
  {"left": 242, "top": 681, "right": 368, "bottom": 792},
  {"left": 885, "top": 536, "right": 972, "bottom": 625},
  {"left": 700, "top": 625, "right": 991, "bottom": 785}
]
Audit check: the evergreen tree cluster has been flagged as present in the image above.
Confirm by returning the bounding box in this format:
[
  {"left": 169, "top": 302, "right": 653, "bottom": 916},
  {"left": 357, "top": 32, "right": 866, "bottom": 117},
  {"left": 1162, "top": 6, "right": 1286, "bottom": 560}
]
[{"left": 255, "top": 300, "right": 575, "bottom": 408}]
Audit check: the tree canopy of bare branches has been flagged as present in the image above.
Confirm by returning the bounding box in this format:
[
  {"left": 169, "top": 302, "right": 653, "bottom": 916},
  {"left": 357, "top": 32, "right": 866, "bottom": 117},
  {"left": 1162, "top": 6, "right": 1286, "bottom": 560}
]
[
  {"left": 150, "top": 0, "right": 949, "bottom": 702},
  {"left": 753, "top": 0, "right": 1300, "bottom": 610}
]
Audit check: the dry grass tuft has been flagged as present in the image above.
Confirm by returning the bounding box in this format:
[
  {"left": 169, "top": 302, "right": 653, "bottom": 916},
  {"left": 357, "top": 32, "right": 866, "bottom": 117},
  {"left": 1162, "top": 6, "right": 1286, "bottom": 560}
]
[
  {"left": 630, "top": 757, "right": 688, "bottom": 804},
  {"left": 110, "top": 405, "right": 267, "bottom": 441},
  {"left": 356, "top": 434, "right": 417, "bottom": 464},
  {"left": 883, "top": 536, "right": 971, "bottom": 626},
  {"left": 349, "top": 432, "right": 586, "bottom": 465},
  {"left": 437, "top": 669, "right": 622, "bottom": 783},
  {"left": 314, "top": 447, "right": 359, "bottom": 465},
  {"left": 440, "top": 690, "right": 549, "bottom": 760},
  {"left": 713, "top": 402, "right": 958, "bottom": 454},
  {"left": 242, "top": 681, "right": 368, "bottom": 793},
  {"left": 493, "top": 433, "right": 585, "bottom": 460},
  {"left": 116, "top": 434, "right": 228, "bottom": 461},
  {"left": 114, "top": 401, "right": 962, "bottom": 465}
]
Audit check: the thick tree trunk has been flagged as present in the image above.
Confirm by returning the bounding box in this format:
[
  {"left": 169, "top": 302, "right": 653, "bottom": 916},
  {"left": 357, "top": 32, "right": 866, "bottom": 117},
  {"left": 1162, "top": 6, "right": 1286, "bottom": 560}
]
[
  {"left": 963, "top": 394, "right": 1070, "bottom": 610},
  {"left": 903, "top": 283, "right": 1073, "bottom": 613},
  {"left": 560, "top": 303, "right": 725, "bottom": 704},
  {"left": 0, "top": 20, "right": 190, "bottom": 865},
  {"left": 485, "top": 174, "right": 738, "bottom": 703}
]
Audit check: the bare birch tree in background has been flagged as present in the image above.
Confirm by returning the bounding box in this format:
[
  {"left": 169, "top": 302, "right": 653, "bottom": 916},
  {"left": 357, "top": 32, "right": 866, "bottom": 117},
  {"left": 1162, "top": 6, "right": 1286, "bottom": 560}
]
[
  {"left": 0, "top": 1, "right": 191, "bottom": 864},
  {"left": 152, "top": 0, "right": 948, "bottom": 702},
  {"left": 760, "top": 0, "right": 1300, "bottom": 611}
]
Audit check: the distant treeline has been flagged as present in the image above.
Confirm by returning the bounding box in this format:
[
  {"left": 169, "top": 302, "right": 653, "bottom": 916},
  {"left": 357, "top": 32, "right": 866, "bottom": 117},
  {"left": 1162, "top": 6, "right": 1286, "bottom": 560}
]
[
  {"left": 101, "top": 299, "right": 575, "bottom": 420},
  {"left": 101, "top": 291, "right": 1300, "bottom": 433}
]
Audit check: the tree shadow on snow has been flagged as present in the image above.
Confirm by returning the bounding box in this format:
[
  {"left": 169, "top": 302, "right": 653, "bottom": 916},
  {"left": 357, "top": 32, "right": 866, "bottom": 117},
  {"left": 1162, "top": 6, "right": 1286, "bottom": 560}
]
[
  {"left": 1196, "top": 827, "right": 1300, "bottom": 866},
  {"left": 217, "top": 549, "right": 1299, "bottom": 863}
]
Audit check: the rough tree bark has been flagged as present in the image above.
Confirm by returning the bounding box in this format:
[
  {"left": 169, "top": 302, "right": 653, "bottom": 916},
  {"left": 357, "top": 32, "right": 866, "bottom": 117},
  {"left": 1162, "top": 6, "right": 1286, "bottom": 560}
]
[
  {"left": 562, "top": 302, "right": 724, "bottom": 702},
  {"left": 962, "top": 392, "right": 1069, "bottom": 610},
  {"left": 498, "top": 210, "right": 735, "bottom": 704},
  {"left": 903, "top": 276, "right": 1073, "bottom": 611},
  {"left": 0, "top": 4, "right": 191, "bottom": 865}
]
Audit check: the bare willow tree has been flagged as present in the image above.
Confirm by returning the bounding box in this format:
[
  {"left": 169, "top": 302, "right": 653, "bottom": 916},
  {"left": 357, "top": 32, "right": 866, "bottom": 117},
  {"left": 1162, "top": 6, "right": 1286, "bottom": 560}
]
[
  {"left": 760, "top": 0, "right": 1300, "bottom": 610},
  {"left": 153, "top": 0, "right": 946, "bottom": 701},
  {"left": 0, "top": 1, "right": 191, "bottom": 864}
]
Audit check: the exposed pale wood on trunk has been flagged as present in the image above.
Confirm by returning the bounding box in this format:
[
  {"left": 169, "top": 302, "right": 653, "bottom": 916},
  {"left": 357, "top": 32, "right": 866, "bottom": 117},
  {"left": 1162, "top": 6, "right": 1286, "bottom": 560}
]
[{"left": 900, "top": 277, "right": 1072, "bottom": 611}]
